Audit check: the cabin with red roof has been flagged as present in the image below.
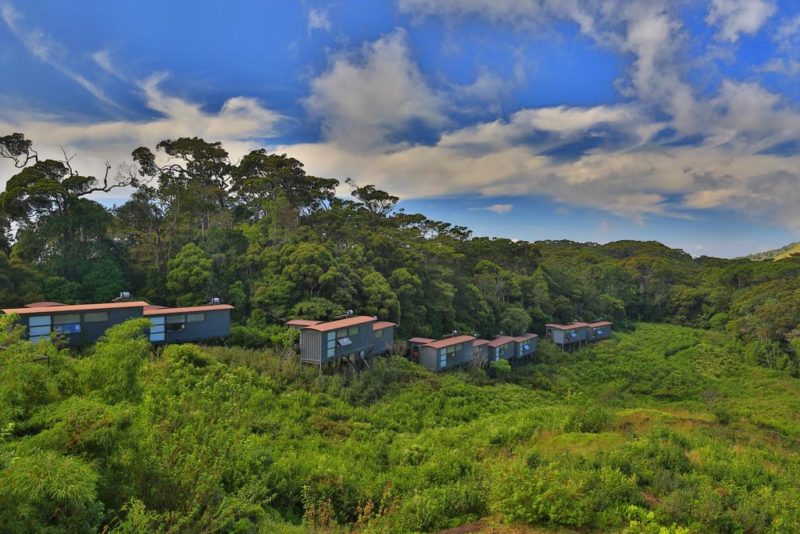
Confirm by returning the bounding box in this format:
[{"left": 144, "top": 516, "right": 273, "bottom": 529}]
[
  {"left": 2, "top": 298, "right": 233, "bottom": 346},
  {"left": 545, "top": 321, "right": 612, "bottom": 348},
  {"left": 418, "top": 334, "right": 475, "bottom": 372},
  {"left": 513, "top": 333, "right": 539, "bottom": 359},
  {"left": 294, "top": 315, "right": 396, "bottom": 370}
]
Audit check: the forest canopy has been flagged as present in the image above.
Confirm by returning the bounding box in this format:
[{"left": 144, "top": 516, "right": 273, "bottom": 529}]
[{"left": 2, "top": 132, "right": 799, "bottom": 372}]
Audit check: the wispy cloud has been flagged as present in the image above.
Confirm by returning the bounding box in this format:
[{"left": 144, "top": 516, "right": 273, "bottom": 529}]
[
  {"left": 1, "top": 1, "right": 118, "bottom": 107},
  {"left": 470, "top": 204, "right": 513, "bottom": 214},
  {"left": 308, "top": 8, "right": 331, "bottom": 32},
  {"left": 706, "top": 0, "right": 776, "bottom": 42},
  {"left": 0, "top": 75, "right": 285, "bottom": 197}
]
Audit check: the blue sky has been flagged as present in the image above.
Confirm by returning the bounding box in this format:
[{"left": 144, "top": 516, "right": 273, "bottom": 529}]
[{"left": 1, "top": 0, "right": 799, "bottom": 257}]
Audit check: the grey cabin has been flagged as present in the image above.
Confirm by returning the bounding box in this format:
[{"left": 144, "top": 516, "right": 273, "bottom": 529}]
[
  {"left": 2, "top": 301, "right": 234, "bottom": 346},
  {"left": 297, "top": 315, "right": 396, "bottom": 370},
  {"left": 513, "top": 333, "right": 538, "bottom": 359},
  {"left": 487, "top": 336, "right": 515, "bottom": 362},
  {"left": 418, "top": 335, "right": 475, "bottom": 372},
  {"left": 546, "top": 321, "right": 612, "bottom": 348},
  {"left": 144, "top": 304, "right": 234, "bottom": 344}
]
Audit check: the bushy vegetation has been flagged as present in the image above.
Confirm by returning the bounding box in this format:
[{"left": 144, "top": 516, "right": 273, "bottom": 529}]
[{"left": 2, "top": 319, "right": 800, "bottom": 532}]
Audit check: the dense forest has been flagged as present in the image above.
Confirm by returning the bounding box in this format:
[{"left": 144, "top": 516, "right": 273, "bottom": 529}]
[
  {"left": 2, "top": 133, "right": 800, "bottom": 532},
  {"left": 2, "top": 133, "right": 799, "bottom": 370}
]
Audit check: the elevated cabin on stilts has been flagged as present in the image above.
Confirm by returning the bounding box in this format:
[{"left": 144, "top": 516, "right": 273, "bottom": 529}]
[
  {"left": 418, "top": 335, "right": 476, "bottom": 372},
  {"left": 297, "top": 315, "right": 393, "bottom": 373},
  {"left": 546, "top": 321, "right": 612, "bottom": 349},
  {"left": 513, "top": 333, "right": 538, "bottom": 360},
  {"left": 487, "top": 336, "right": 515, "bottom": 363}
]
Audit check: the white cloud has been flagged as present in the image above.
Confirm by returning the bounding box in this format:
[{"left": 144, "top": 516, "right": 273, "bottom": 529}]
[
  {"left": 706, "top": 0, "right": 776, "bottom": 42},
  {"left": 470, "top": 203, "right": 513, "bottom": 214},
  {"left": 91, "top": 49, "right": 125, "bottom": 79},
  {"left": 305, "top": 29, "right": 447, "bottom": 149},
  {"left": 308, "top": 8, "right": 331, "bottom": 32},
  {"left": 0, "top": 76, "right": 285, "bottom": 200},
  {"left": 1, "top": 2, "right": 117, "bottom": 107}
]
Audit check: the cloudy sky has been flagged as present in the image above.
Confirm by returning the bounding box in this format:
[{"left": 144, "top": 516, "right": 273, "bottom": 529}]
[{"left": 1, "top": 0, "right": 799, "bottom": 257}]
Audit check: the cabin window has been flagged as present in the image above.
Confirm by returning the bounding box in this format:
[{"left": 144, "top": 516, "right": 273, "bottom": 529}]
[
  {"left": 374, "top": 329, "right": 384, "bottom": 339},
  {"left": 326, "top": 332, "right": 336, "bottom": 358},
  {"left": 335, "top": 327, "right": 357, "bottom": 346},
  {"left": 83, "top": 311, "right": 109, "bottom": 323},
  {"left": 166, "top": 314, "right": 186, "bottom": 332},
  {"left": 150, "top": 316, "right": 165, "bottom": 342},
  {"left": 187, "top": 313, "right": 205, "bottom": 323},
  {"left": 27, "top": 315, "right": 52, "bottom": 343},
  {"left": 53, "top": 313, "right": 81, "bottom": 334}
]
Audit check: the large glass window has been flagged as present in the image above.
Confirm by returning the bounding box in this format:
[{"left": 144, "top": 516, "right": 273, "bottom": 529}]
[
  {"left": 446, "top": 343, "right": 463, "bottom": 356},
  {"left": 166, "top": 314, "right": 186, "bottom": 332},
  {"left": 335, "top": 327, "right": 356, "bottom": 347},
  {"left": 327, "top": 332, "right": 336, "bottom": 358},
  {"left": 150, "top": 316, "right": 165, "bottom": 342},
  {"left": 53, "top": 313, "right": 81, "bottom": 334}
]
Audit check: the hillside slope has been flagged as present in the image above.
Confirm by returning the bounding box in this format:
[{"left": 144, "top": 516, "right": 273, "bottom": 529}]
[
  {"left": 2, "top": 319, "right": 800, "bottom": 532},
  {"left": 745, "top": 241, "right": 800, "bottom": 261}
]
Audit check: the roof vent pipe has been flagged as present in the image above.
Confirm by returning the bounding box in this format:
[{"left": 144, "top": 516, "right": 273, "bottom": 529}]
[
  {"left": 210, "top": 297, "right": 221, "bottom": 305},
  {"left": 113, "top": 291, "right": 131, "bottom": 301}
]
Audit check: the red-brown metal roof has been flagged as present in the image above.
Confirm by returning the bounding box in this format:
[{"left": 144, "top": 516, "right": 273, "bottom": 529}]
[
  {"left": 513, "top": 333, "right": 539, "bottom": 342},
  {"left": 143, "top": 304, "right": 234, "bottom": 316},
  {"left": 545, "top": 322, "right": 590, "bottom": 330},
  {"left": 473, "top": 339, "right": 490, "bottom": 347},
  {"left": 488, "top": 336, "right": 515, "bottom": 347},
  {"left": 423, "top": 335, "right": 475, "bottom": 349},
  {"left": 372, "top": 321, "right": 397, "bottom": 330},
  {"left": 3, "top": 301, "right": 150, "bottom": 316},
  {"left": 285, "top": 319, "right": 323, "bottom": 327},
  {"left": 587, "top": 321, "right": 612, "bottom": 327},
  {"left": 408, "top": 337, "right": 434, "bottom": 344},
  {"left": 25, "top": 301, "right": 65, "bottom": 308},
  {"left": 303, "top": 316, "right": 376, "bottom": 332}
]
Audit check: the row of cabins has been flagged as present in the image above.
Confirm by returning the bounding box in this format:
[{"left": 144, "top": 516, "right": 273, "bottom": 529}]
[
  {"left": 408, "top": 332, "right": 538, "bottom": 372},
  {"left": 545, "top": 321, "right": 612, "bottom": 349},
  {"left": 1, "top": 300, "right": 234, "bottom": 346},
  {"left": 286, "top": 316, "right": 397, "bottom": 372}
]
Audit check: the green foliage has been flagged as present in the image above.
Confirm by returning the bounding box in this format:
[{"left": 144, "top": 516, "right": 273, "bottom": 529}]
[
  {"left": 3, "top": 134, "right": 800, "bottom": 532},
  {"left": 166, "top": 243, "right": 213, "bottom": 306}
]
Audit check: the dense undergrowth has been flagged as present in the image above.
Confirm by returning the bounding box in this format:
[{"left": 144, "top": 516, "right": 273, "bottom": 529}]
[{"left": 2, "top": 319, "right": 800, "bottom": 533}]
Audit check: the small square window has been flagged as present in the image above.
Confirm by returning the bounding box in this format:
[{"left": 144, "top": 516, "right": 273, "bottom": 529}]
[
  {"left": 187, "top": 313, "right": 205, "bottom": 322},
  {"left": 348, "top": 326, "right": 359, "bottom": 336},
  {"left": 374, "top": 329, "right": 384, "bottom": 338}
]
